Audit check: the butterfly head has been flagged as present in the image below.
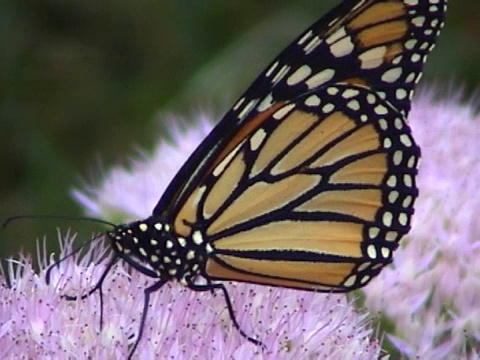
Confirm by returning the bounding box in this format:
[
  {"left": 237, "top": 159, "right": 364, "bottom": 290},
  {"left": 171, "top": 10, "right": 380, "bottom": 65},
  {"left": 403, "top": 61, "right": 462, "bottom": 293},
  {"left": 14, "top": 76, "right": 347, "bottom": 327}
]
[{"left": 107, "top": 217, "right": 209, "bottom": 284}]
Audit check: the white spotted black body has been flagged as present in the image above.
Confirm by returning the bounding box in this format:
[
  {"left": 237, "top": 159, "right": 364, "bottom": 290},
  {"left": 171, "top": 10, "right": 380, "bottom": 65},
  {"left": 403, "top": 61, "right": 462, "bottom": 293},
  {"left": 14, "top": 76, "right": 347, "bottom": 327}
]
[{"left": 108, "top": 218, "right": 212, "bottom": 286}]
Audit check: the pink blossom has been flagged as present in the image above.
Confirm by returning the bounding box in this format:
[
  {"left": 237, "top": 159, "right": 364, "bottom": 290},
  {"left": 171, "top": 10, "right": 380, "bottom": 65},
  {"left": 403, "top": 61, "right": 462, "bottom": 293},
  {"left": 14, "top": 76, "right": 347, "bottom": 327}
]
[{"left": 364, "top": 90, "right": 480, "bottom": 358}]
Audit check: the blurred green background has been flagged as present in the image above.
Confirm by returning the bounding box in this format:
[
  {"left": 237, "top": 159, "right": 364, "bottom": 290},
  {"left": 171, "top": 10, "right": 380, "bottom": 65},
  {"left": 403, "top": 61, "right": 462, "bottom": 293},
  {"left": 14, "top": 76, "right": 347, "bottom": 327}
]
[{"left": 1, "top": 0, "right": 479, "bottom": 262}]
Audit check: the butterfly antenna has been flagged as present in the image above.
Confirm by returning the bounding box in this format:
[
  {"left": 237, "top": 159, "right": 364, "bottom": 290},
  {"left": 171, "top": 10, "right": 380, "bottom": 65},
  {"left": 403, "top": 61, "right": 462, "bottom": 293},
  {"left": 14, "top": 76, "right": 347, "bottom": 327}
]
[{"left": 2, "top": 215, "right": 116, "bottom": 229}]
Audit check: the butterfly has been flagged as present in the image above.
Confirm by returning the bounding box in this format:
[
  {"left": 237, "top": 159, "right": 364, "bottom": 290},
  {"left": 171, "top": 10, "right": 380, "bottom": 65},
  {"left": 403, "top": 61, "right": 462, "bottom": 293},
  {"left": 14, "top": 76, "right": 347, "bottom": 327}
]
[{"left": 50, "top": 0, "right": 447, "bottom": 358}]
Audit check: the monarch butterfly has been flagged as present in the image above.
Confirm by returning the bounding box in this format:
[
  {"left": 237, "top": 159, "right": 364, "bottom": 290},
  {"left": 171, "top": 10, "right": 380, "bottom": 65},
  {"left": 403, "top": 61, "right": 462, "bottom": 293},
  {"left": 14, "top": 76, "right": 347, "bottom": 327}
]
[{"left": 49, "top": 0, "right": 446, "bottom": 358}]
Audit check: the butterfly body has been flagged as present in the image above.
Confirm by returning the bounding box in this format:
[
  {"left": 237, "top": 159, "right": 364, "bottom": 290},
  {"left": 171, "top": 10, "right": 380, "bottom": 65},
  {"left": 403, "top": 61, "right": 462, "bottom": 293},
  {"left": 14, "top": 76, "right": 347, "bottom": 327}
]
[{"left": 109, "top": 217, "right": 211, "bottom": 285}]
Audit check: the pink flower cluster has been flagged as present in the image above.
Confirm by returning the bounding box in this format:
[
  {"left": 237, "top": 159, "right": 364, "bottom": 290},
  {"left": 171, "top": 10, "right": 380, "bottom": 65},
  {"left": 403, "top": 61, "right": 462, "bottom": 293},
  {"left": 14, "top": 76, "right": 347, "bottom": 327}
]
[{"left": 364, "top": 90, "right": 480, "bottom": 358}]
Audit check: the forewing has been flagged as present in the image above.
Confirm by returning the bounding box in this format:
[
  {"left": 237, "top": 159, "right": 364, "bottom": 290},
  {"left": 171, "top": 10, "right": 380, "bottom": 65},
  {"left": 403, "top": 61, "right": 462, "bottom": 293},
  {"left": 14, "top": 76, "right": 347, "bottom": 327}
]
[{"left": 153, "top": 0, "right": 445, "bottom": 218}]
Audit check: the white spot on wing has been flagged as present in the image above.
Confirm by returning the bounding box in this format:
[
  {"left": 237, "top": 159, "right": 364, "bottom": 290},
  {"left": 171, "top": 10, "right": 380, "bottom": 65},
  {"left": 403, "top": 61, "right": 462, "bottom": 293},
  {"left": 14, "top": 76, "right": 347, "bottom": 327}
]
[
  {"left": 287, "top": 65, "right": 312, "bottom": 86},
  {"left": 272, "top": 64, "right": 290, "bottom": 84},
  {"left": 358, "top": 46, "right": 386, "bottom": 69},
  {"left": 305, "top": 68, "right": 335, "bottom": 89},
  {"left": 343, "top": 275, "right": 356, "bottom": 287},
  {"left": 257, "top": 93, "right": 274, "bottom": 112},
  {"left": 298, "top": 30, "right": 313, "bottom": 45},
  {"left": 250, "top": 128, "right": 267, "bottom": 151},
  {"left": 233, "top": 97, "right": 245, "bottom": 111},
  {"left": 304, "top": 35, "right": 322, "bottom": 54},
  {"left": 238, "top": 99, "right": 258, "bottom": 120},
  {"left": 383, "top": 212, "right": 393, "bottom": 227},
  {"left": 329, "top": 36, "right": 355, "bottom": 58},
  {"left": 273, "top": 103, "right": 296, "bottom": 120},
  {"left": 400, "top": 134, "right": 413, "bottom": 147},
  {"left": 347, "top": 100, "right": 360, "bottom": 111},
  {"left": 374, "top": 104, "right": 389, "bottom": 115},
  {"left": 342, "top": 89, "right": 360, "bottom": 99},
  {"left": 265, "top": 61, "right": 279, "bottom": 77},
  {"left": 304, "top": 95, "right": 321, "bottom": 107},
  {"left": 367, "top": 245, "right": 377, "bottom": 259},
  {"left": 381, "top": 68, "right": 403, "bottom": 83},
  {"left": 212, "top": 141, "right": 244, "bottom": 177},
  {"left": 326, "top": 27, "right": 347, "bottom": 44}
]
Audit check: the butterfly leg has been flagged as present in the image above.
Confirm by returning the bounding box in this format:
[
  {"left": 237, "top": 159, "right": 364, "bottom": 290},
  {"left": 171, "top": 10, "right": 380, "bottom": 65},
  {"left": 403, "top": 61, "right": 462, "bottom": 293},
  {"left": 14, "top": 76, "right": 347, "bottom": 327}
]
[
  {"left": 128, "top": 278, "right": 168, "bottom": 360},
  {"left": 60, "top": 256, "right": 118, "bottom": 330},
  {"left": 187, "top": 280, "right": 266, "bottom": 350}
]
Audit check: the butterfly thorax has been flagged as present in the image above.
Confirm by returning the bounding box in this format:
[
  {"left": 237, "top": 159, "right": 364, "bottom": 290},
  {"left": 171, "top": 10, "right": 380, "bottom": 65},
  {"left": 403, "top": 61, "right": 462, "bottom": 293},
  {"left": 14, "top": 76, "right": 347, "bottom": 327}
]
[{"left": 107, "top": 216, "right": 212, "bottom": 285}]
